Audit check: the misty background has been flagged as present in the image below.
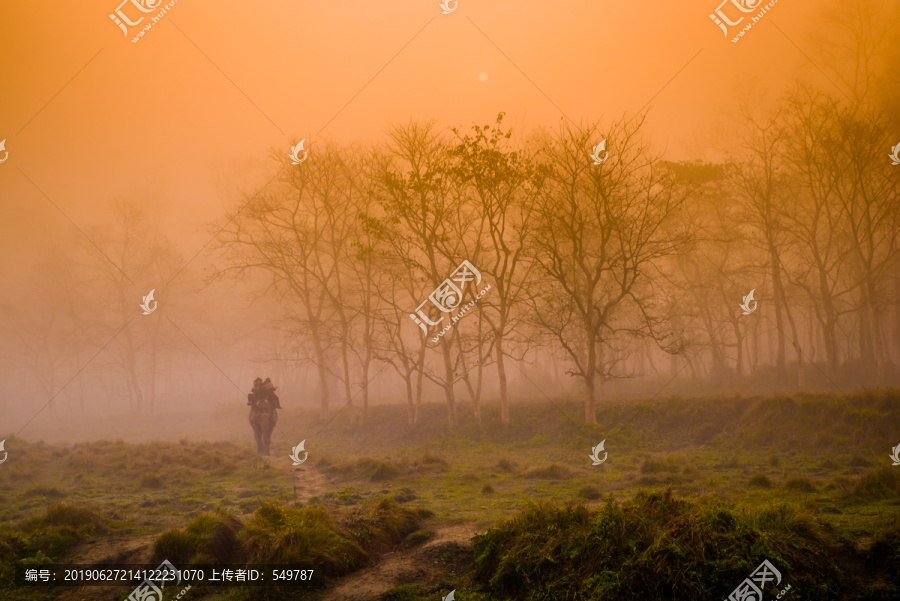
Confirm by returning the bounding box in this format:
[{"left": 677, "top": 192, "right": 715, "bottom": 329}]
[{"left": 1, "top": 0, "right": 899, "bottom": 441}]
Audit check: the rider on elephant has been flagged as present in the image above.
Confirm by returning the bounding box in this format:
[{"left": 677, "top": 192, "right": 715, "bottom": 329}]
[
  {"left": 262, "top": 378, "right": 282, "bottom": 409},
  {"left": 247, "top": 377, "right": 264, "bottom": 407}
]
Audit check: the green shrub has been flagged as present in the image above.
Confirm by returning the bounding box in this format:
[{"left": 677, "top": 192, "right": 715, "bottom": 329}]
[
  {"left": 472, "top": 490, "right": 841, "bottom": 601},
  {"left": 241, "top": 503, "right": 364, "bottom": 576},
  {"left": 18, "top": 504, "right": 107, "bottom": 559},
  {"left": 342, "top": 497, "right": 423, "bottom": 556},
  {"left": 151, "top": 508, "right": 241, "bottom": 566}
]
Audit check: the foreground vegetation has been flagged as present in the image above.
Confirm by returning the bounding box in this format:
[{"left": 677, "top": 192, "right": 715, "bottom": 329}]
[{"left": 0, "top": 390, "right": 899, "bottom": 599}]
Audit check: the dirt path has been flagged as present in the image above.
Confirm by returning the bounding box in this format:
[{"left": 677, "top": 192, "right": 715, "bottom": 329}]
[
  {"left": 320, "top": 523, "right": 479, "bottom": 601},
  {"left": 265, "top": 455, "right": 334, "bottom": 503},
  {"left": 55, "top": 534, "right": 159, "bottom": 601}
]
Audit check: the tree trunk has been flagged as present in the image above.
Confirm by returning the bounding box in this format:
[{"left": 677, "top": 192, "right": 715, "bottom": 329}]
[
  {"left": 440, "top": 335, "right": 457, "bottom": 428},
  {"left": 313, "top": 340, "right": 331, "bottom": 420},
  {"left": 405, "top": 371, "right": 415, "bottom": 425},
  {"left": 770, "top": 247, "right": 787, "bottom": 377},
  {"left": 496, "top": 338, "right": 510, "bottom": 425},
  {"left": 584, "top": 371, "right": 596, "bottom": 423},
  {"left": 415, "top": 344, "right": 426, "bottom": 426}
]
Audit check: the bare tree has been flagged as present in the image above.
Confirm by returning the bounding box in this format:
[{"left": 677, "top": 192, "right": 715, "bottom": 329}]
[
  {"left": 375, "top": 122, "right": 467, "bottom": 428},
  {"left": 450, "top": 113, "right": 543, "bottom": 425},
  {"left": 530, "top": 118, "right": 691, "bottom": 423}
]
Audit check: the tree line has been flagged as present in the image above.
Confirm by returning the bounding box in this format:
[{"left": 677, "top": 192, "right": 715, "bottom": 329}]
[{"left": 212, "top": 87, "right": 899, "bottom": 428}]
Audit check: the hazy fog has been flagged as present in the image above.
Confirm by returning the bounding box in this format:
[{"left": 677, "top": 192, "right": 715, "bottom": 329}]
[{"left": 1, "top": 0, "right": 899, "bottom": 441}]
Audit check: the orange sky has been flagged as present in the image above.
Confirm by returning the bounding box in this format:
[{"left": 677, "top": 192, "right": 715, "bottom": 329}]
[{"left": 0, "top": 0, "right": 835, "bottom": 278}]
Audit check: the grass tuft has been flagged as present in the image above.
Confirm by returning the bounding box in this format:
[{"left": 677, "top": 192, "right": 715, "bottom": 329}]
[
  {"left": 784, "top": 477, "right": 817, "bottom": 493},
  {"left": 522, "top": 463, "right": 572, "bottom": 480},
  {"left": 749, "top": 474, "right": 773, "bottom": 488},
  {"left": 472, "top": 490, "right": 842, "bottom": 600}
]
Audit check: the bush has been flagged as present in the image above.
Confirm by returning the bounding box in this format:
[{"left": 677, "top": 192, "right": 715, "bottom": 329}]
[
  {"left": 151, "top": 508, "right": 242, "bottom": 566},
  {"left": 848, "top": 466, "right": 900, "bottom": 501},
  {"left": 150, "top": 498, "right": 425, "bottom": 583},
  {"left": 342, "top": 498, "right": 424, "bottom": 557},
  {"left": 18, "top": 504, "right": 107, "bottom": 559},
  {"left": 749, "top": 474, "right": 773, "bottom": 488},
  {"left": 472, "top": 490, "right": 841, "bottom": 601},
  {"left": 241, "top": 504, "right": 364, "bottom": 575}
]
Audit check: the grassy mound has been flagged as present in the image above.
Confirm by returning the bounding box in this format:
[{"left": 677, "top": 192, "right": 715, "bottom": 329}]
[
  {"left": 152, "top": 507, "right": 242, "bottom": 566},
  {"left": 16, "top": 503, "right": 107, "bottom": 559},
  {"left": 241, "top": 503, "right": 366, "bottom": 574},
  {"left": 472, "top": 490, "right": 848, "bottom": 600},
  {"left": 522, "top": 463, "right": 572, "bottom": 480},
  {"left": 0, "top": 503, "right": 111, "bottom": 591},
  {"left": 848, "top": 466, "right": 900, "bottom": 501},
  {"left": 150, "top": 497, "right": 425, "bottom": 580}
]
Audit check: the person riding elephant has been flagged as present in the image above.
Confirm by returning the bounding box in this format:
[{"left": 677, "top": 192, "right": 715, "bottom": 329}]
[
  {"left": 247, "top": 377, "right": 264, "bottom": 407},
  {"left": 262, "top": 377, "right": 282, "bottom": 409},
  {"left": 249, "top": 377, "right": 280, "bottom": 456}
]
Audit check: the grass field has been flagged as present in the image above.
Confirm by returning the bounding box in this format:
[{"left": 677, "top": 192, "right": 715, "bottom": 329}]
[{"left": 1, "top": 389, "right": 899, "bottom": 600}]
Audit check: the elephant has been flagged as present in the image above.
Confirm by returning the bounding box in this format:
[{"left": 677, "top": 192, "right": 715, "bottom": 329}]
[{"left": 249, "top": 397, "right": 278, "bottom": 456}]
